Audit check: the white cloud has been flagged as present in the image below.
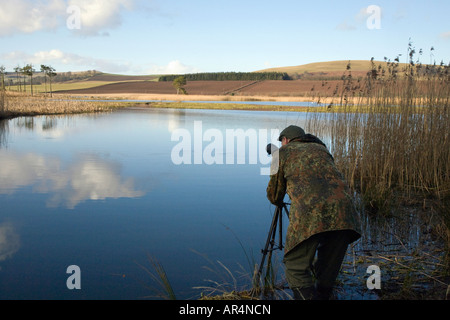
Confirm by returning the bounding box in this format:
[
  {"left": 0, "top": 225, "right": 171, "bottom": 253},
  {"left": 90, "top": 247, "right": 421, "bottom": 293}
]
[
  {"left": 1, "top": 49, "right": 131, "bottom": 73},
  {"left": 147, "top": 60, "right": 201, "bottom": 74},
  {"left": 337, "top": 6, "right": 383, "bottom": 32},
  {"left": 1, "top": 50, "right": 200, "bottom": 74},
  {"left": 440, "top": 31, "right": 450, "bottom": 40},
  {"left": 355, "top": 7, "right": 370, "bottom": 22},
  {"left": 336, "top": 22, "right": 357, "bottom": 31},
  {"left": 0, "top": 0, "right": 66, "bottom": 36},
  {"left": 0, "top": 0, "right": 136, "bottom": 37},
  {"left": 68, "top": 0, "right": 134, "bottom": 36}
]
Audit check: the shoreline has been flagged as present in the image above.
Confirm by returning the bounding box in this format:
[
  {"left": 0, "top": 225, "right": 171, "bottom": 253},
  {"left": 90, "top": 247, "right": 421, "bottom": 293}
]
[
  {"left": 0, "top": 91, "right": 438, "bottom": 121},
  {"left": 53, "top": 92, "right": 376, "bottom": 108},
  {"left": 0, "top": 93, "right": 331, "bottom": 120},
  {"left": 53, "top": 92, "right": 326, "bottom": 102}
]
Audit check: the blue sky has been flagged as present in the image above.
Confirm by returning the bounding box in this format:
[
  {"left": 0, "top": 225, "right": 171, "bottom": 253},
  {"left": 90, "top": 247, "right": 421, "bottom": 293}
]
[{"left": 0, "top": 0, "right": 449, "bottom": 74}]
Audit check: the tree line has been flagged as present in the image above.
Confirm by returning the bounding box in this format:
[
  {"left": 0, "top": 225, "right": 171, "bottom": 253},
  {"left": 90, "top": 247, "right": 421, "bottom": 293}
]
[
  {"left": 1, "top": 66, "right": 99, "bottom": 97},
  {"left": 0, "top": 64, "right": 58, "bottom": 96},
  {"left": 158, "top": 72, "right": 291, "bottom": 82}
]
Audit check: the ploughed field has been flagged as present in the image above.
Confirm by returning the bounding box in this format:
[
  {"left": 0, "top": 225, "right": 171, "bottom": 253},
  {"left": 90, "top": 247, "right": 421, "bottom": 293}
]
[{"left": 55, "top": 79, "right": 346, "bottom": 97}]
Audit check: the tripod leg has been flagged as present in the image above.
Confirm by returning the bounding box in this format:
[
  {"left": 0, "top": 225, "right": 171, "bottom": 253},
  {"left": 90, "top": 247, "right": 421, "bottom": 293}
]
[
  {"left": 251, "top": 204, "right": 290, "bottom": 297},
  {"left": 278, "top": 206, "right": 283, "bottom": 249},
  {"left": 283, "top": 203, "right": 290, "bottom": 219},
  {"left": 253, "top": 206, "right": 280, "bottom": 291},
  {"left": 263, "top": 206, "right": 282, "bottom": 291},
  {"left": 256, "top": 207, "right": 279, "bottom": 279}
]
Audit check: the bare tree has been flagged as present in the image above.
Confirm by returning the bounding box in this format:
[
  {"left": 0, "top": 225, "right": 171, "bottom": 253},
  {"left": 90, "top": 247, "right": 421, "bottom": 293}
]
[
  {"left": 47, "top": 66, "right": 57, "bottom": 97},
  {"left": 40, "top": 65, "right": 48, "bottom": 95},
  {"left": 23, "top": 64, "right": 35, "bottom": 96},
  {"left": 21, "top": 67, "right": 27, "bottom": 93},
  {"left": 0, "top": 65, "right": 5, "bottom": 113},
  {"left": 14, "top": 66, "right": 22, "bottom": 92}
]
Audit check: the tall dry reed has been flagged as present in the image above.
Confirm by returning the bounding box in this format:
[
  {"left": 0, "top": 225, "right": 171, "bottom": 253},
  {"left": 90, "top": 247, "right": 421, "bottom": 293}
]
[
  {"left": 0, "top": 88, "right": 5, "bottom": 113},
  {"left": 308, "top": 54, "right": 449, "bottom": 215},
  {"left": 0, "top": 92, "right": 122, "bottom": 119},
  {"left": 306, "top": 52, "right": 450, "bottom": 272}
]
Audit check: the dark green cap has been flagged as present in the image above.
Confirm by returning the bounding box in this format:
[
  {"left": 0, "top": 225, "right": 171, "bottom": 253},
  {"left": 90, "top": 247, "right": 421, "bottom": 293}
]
[{"left": 278, "top": 125, "right": 305, "bottom": 141}]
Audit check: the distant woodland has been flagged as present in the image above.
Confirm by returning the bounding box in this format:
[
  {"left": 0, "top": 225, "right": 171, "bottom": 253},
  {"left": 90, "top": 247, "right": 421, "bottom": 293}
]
[{"left": 158, "top": 72, "right": 291, "bottom": 81}]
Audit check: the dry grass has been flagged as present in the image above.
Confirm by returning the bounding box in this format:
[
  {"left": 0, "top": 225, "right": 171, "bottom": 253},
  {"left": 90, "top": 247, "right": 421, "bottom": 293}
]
[
  {"left": 0, "top": 90, "right": 5, "bottom": 114},
  {"left": 257, "top": 59, "right": 412, "bottom": 79},
  {"left": 0, "top": 92, "right": 125, "bottom": 120},
  {"left": 305, "top": 57, "right": 450, "bottom": 278},
  {"left": 302, "top": 55, "right": 450, "bottom": 299},
  {"left": 306, "top": 57, "right": 449, "bottom": 207},
  {"left": 257, "top": 59, "right": 377, "bottom": 74}
]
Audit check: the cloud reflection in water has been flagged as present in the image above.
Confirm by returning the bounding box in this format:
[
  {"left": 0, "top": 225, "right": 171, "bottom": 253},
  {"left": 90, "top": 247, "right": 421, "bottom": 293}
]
[
  {"left": 0, "top": 150, "right": 144, "bottom": 209},
  {"left": 0, "top": 221, "right": 20, "bottom": 266}
]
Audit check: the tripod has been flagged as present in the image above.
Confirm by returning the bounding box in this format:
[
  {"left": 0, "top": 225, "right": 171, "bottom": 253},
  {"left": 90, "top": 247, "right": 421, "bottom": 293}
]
[{"left": 252, "top": 202, "right": 290, "bottom": 295}]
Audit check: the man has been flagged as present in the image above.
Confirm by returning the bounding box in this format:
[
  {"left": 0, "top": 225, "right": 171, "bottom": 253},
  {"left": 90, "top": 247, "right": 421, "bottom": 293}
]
[{"left": 267, "top": 125, "right": 361, "bottom": 300}]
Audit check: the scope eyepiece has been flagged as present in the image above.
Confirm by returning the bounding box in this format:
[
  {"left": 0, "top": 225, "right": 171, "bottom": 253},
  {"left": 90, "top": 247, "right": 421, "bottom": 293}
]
[{"left": 266, "top": 143, "right": 278, "bottom": 155}]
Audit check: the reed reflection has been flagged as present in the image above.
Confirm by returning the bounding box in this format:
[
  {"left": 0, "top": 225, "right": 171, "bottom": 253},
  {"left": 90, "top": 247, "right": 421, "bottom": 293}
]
[{"left": 0, "top": 120, "right": 7, "bottom": 148}]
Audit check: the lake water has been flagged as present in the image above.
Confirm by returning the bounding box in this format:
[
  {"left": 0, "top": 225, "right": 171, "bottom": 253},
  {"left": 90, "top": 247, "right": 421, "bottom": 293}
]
[
  {"left": 0, "top": 107, "right": 314, "bottom": 300},
  {"left": 1, "top": 107, "right": 438, "bottom": 300}
]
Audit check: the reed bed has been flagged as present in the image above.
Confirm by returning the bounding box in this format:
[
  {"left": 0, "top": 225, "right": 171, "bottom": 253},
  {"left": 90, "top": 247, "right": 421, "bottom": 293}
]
[
  {"left": 303, "top": 54, "right": 450, "bottom": 299},
  {"left": 307, "top": 56, "right": 449, "bottom": 209},
  {"left": 0, "top": 92, "right": 124, "bottom": 120},
  {"left": 306, "top": 55, "right": 450, "bottom": 285}
]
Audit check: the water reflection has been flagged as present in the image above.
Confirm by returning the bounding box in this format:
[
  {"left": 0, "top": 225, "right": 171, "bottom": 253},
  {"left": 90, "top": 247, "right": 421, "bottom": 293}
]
[
  {"left": 0, "top": 221, "right": 20, "bottom": 266},
  {"left": 0, "top": 120, "right": 7, "bottom": 148},
  {"left": 0, "top": 108, "right": 443, "bottom": 300},
  {"left": 13, "top": 116, "right": 81, "bottom": 141},
  {"left": 0, "top": 109, "right": 308, "bottom": 299},
  {"left": 0, "top": 150, "right": 144, "bottom": 209}
]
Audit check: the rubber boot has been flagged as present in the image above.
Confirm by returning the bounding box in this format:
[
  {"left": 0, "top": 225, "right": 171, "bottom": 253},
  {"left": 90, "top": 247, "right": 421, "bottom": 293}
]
[
  {"left": 314, "top": 285, "right": 333, "bottom": 300},
  {"left": 292, "top": 286, "right": 316, "bottom": 300}
]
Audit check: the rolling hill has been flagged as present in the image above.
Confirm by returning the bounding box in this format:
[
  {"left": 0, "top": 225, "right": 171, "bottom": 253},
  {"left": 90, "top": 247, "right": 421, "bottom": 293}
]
[
  {"left": 24, "top": 60, "right": 416, "bottom": 97},
  {"left": 255, "top": 60, "right": 403, "bottom": 79}
]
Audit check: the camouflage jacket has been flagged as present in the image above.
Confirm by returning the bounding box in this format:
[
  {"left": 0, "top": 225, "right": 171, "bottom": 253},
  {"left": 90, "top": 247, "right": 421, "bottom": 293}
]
[{"left": 266, "top": 137, "right": 361, "bottom": 253}]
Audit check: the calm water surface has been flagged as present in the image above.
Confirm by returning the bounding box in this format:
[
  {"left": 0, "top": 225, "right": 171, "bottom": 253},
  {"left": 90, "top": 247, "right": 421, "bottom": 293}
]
[
  {"left": 0, "top": 107, "right": 315, "bottom": 300},
  {"left": 3, "top": 107, "right": 434, "bottom": 300}
]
